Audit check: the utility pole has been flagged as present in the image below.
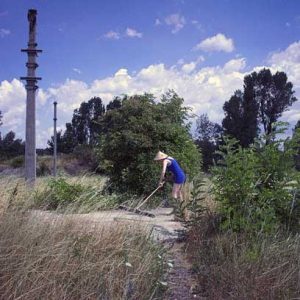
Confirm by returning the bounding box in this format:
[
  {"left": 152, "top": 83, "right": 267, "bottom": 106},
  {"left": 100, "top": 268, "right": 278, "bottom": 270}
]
[
  {"left": 20, "top": 9, "right": 42, "bottom": 184},
  {"left": 53, "top": 101, "right": 57, "bottom": 176}
]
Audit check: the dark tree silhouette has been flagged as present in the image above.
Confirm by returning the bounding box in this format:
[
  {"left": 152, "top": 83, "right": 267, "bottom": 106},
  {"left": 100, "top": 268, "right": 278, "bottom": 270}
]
[
  {"left": 106, "top": 97, "right": 122, "bottom": 111},
  {"left": 196, "top": 114, "right": 222, "bottom": 171},
  {"left": 222, "top": 68, "right": 296, "bottom": 146},
  {"left": 251, "top": 69, "right": 297, "bottom": 135}
]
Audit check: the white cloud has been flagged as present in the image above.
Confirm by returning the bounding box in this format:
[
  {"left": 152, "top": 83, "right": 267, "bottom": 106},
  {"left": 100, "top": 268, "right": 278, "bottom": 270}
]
[
  {"left": 155, "top": 18, "right": 161, "bottom": 26},
  {"left": 4, "top": 40, "right": 300, "bottom": 147},
  {"left": 1, "top": 59, "right": 249, "bottom": 147},
  {"left": 195, "top": 33, "right": 235, "bottom": 53},
  {"left": 0, "top": 79, "right": 26, "bottom": 131},
  {"left": 73, "top": 68, "right": 81, "bottom": 74},
  {"left": 180, "top": 57, "right": 205, "bottom": 74},
  {"left": 125, "top": 27, "right": 143, "bottom": 38},
  {"left": 268, "top": 41, "right": 300, "bottom": 87},
  {"left": 103, "top": 30, "right": 120, "bottom": 40},
  {"left": 267, "top": 41, "right": 300, "bottom": 123},
  {"left": 181, "top": 62, "right": 197, "bottom": 73},
  {"left": 0, "top": 28, "right": 10, "bottom": 38},
  {"left": 223, "top": 58, "right": 246, "bottom": 72},
  {"left": 165, "top": 14, "right": 186, "bottom": 33},
  {"left": 191, "top": 20, "right": 203, "bottom": 31}
]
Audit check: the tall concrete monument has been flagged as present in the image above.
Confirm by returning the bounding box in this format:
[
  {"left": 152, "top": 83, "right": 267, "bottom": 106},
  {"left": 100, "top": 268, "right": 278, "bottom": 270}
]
[{"left": 21, "top": 9, "right": 42, "bottom": 183}]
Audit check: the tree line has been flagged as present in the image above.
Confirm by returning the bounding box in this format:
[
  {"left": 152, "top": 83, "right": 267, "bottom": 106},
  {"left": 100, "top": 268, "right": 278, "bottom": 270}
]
[
  {"left": 195, "top": 68, "right": 298, "bottom": 170},
  {"left": 0, "top": 67, "right": 298, "bottom": 175},
  {"left": 0, "top": 111, "right": 25, "bottom": 160}
]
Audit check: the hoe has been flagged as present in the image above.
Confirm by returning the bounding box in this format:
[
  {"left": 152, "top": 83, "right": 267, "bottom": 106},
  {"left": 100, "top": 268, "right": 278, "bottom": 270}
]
[{"left": 118, "top": 186, "right": 161, "bottom": 218}]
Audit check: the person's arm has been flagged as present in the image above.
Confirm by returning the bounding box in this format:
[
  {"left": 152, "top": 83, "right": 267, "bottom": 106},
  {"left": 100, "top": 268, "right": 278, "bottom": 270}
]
[{"left": 158, "top": 159, "right": 169, "bottom": 187}]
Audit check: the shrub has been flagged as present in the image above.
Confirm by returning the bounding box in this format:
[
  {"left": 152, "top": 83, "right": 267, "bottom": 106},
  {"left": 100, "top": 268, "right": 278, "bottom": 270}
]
[
  {"left": 212, "top": 124, "right": 300, "bottom": 233},
  {"left": 98, "top": 92, "right": 201, "bottom": 194},
  {"left": 9, "top": 155, "right": 24, "bottom": 168},
  {"left": 33, "top": 176, "right": 119, "bottom": 212},
  {"left": 36, "top": 160, "right": 51, "bottom": 176}
]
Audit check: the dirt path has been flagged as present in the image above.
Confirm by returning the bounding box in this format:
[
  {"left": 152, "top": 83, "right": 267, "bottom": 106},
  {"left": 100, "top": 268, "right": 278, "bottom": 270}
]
[{"left": 30, "top": 207, "right": 201, "bottom": 299}]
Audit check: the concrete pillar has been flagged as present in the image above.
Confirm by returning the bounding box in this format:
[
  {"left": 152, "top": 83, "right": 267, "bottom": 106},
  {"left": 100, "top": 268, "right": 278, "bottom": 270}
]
[
  {"left": 53, "top": 101, "right": 57, "bottom": 176},
  {"left": 20, "top": 9, "right": 42, "bottom": 184}
]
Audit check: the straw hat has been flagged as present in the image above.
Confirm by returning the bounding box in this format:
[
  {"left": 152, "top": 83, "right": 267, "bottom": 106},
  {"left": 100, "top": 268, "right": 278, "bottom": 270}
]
[{"left": 154, "top": 151, "right": 168, "bottom": 161}]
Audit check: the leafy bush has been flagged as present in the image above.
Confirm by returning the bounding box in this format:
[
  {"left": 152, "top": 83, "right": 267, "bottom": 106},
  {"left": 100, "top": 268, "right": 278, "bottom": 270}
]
[
  {"left": 9, "top": 155, "right": 24, "bottom": 168},
  {"left": 36, "top": 160, "right": 51, "bottom": 176},
  {"left": 98, "top": 91, "right": 201, "bottom": 194},
  {"left": 73, "top": 144, "right": 99, "bottom": 171},
  {"left": 212, "top": 124, "right": 300, "bottom": 233},
  {"left": 34, "top": 177, "right": 119, "bottom": 211}
]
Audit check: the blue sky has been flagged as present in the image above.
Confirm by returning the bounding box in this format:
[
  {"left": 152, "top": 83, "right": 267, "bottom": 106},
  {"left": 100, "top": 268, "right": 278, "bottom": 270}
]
[{"left": 0, "top": 0, "right": 300, "bottom": 147}]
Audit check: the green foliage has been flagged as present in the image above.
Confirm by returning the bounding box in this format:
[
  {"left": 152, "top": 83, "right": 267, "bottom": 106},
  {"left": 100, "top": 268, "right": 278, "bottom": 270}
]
[
  {"left": 47, "top": 97, "right": 105, "bottom": 154},
  {"left": 212, "top": 123, "right": 300, "bottom": 233},
  {"left": 34, "top": 177, "right": 119, "bottom": 211},
  {"left": 36, "top": 160, "right": 51, "bottom": 176},
  {"left": 98, "top": 91, "right": 201, "bottom": 194},
  {"left": 195, "top": 114, "right": 222, "bottom": 171},
  {"left": 9, "top": 155, "right": 24, "bottom": 168},
  {"left": 222, "top": 68, "right": 297, "bottom": 147},
  {"left": 0, "top": 131, "right": 25, "bottom": 161},
  {"left": 185, "top": 174, "right": 209, "bottom": 227},
  {"left": 35, "top": 177, "right": 85, "bottom": 209}
]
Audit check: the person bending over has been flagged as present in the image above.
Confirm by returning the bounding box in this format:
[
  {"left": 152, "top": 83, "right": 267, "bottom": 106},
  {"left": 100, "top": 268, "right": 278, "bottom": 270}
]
[{"left": 154, "top": 151, "right": 186, "bottom": 202}]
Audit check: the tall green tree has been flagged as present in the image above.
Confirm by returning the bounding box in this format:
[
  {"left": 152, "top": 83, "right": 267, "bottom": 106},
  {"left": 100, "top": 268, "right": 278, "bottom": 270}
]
[
  {"left": 0, "top": 131, "right": 25, "bottom": 160},
  {"left": 47, "top": 130, "right": 67, "bottom": 154},
  {"left": 106, "top": 97, "right": 122, "bottom": 111},
  {"left": 222, "top": 68, "right": 296, "bottom": 146},
  {"left": 222, "top": 90, "right": 254, "bottom": 147},
  {"left": 99, "top": 92, "right": 201, "bottom": 194},
  {"left": 0, "top": 110, "right": 2, "bottom": 142},
  {"left": 71, "top": 97, "right": 105, "bottom": 145},
  {"left": 195, "top": 114, "right": 222, "bottom": 171},
  {"left": 252, "top": 69, "right": 297, "bottom": 135}
]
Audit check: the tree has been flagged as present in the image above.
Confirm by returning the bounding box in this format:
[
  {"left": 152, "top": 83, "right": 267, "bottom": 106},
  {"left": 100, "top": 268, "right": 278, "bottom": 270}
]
[
  {"left": 106, "top": 97, "right": 122, "bottom": 111},
  {"left": 293, "top": 120, "right": 300, "bottom": 170},
  {"left": 99, "top": 92, "right": 201, "bottom": 194},
  {"left": 62, "top": 123, "right": 77, "bottom": 153},
  {"left": 222, "top": 68, "right": 296, "bottom": 146},
  {"left": 222, "top": 90, "right": 250, "bottom": 147},
  {"left": 195, "top": 114, "right": 222, "bottom": 171},
  {"left": 0, "top": 131, "right": 25, "bottom": 160},
  {"left": 71, "top": 97, "right": 105, "bottom": 145},
  {"left": 47, "top": 130, "right": 65, "bottom": 154},
  {"left": 253, "top": 69, "right": 297, "bottom": 135},
  {"left": 0, "top": 110, "right": 2, "bottom": 142}
]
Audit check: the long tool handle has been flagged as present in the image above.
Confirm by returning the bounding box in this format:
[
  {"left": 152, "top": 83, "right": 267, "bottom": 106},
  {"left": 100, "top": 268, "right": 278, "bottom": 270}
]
[{"left": 136, "top": 186, "right": 161, "bottom": 210}]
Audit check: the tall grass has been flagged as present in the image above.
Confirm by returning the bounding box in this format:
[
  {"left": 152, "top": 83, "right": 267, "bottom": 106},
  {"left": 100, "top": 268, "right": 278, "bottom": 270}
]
[
  {"left": 187, "top": 213, "right": 300, "bottom": 299},
  {"left": 0, "top": 176, "right": 166, "bottom": 299},
  {"left": 0, "top": 175, "right": 119, "bottom": 213},
  {"left": 0, "top": 210, "right": 165, "bottom": 299}
]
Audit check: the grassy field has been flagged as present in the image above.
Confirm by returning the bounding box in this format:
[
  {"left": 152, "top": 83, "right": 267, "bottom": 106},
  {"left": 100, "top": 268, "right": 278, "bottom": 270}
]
[
  {"left": 185, "top": 176, "right": 300, "bottom": 299},
  {"left": 0, "top": 175, "right": 166, "bottom": 299}
]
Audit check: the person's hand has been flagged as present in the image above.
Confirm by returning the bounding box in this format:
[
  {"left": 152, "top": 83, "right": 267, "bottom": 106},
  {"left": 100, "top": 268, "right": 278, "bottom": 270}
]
[{"left": 158, "top": 181, "right": 165, "bottom": 188}]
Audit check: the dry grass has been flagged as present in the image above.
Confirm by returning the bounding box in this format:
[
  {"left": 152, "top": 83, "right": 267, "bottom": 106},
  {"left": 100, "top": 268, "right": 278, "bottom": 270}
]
[
  {"left": 0, "top": 175, "right": 112, "bottom": 213},
  {"left": 0, "top": 176, "right": 166, "bottom": 299},
  {"left": 0, "top": 210, "right": 165, "bottom": 299},
  {"left": 187, "top": 213, "right": 300, "bottom": 299}
]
